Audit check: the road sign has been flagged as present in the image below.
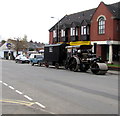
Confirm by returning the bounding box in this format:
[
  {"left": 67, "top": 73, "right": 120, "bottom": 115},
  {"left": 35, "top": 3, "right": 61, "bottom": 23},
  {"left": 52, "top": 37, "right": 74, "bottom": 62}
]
[{"left": 6, "top": 43, "right": 12, "bottom": 49}]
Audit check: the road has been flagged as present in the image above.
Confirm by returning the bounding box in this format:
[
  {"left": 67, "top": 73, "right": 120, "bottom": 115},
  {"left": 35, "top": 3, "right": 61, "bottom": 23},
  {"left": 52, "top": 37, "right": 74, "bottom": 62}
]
[{"left": 0, "top": 60, "right": 119, "bottom": 114}]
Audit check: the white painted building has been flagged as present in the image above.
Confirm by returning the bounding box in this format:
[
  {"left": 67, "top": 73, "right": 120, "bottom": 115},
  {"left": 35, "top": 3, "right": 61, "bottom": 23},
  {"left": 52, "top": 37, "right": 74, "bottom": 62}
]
[{"left": 0, "top": 41, "right": 22, "bottom": 60}]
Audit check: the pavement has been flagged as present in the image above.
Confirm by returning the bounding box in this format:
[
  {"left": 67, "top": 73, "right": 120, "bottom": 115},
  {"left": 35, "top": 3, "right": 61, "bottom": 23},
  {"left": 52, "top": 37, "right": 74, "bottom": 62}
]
[{"left": 107, "top": 70, "right": 119, "bottom": 75}]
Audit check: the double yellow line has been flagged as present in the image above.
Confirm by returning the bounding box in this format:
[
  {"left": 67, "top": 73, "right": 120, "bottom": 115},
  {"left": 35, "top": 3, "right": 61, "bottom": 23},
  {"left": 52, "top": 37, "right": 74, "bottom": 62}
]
[{"left": 0, "top": 99, "right": 35, "bottom": 106}]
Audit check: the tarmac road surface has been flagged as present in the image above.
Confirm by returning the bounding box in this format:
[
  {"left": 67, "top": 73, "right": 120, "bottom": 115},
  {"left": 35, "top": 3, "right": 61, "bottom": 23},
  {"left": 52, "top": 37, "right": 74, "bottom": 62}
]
[{"left": 0, "top": 60, "right": 119, "bottom": 114}]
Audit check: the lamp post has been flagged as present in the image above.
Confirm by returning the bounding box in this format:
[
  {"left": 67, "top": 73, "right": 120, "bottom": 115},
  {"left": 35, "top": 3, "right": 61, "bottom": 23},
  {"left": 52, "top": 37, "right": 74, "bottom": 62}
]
[{"left": 51, "top": 17, "right": 60, "bottom": 42}]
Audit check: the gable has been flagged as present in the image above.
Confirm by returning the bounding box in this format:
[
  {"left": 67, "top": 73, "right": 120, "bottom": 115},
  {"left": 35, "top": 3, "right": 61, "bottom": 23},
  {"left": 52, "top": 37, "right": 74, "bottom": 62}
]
[
  {"left": 91, "top": 2, "right": 120, "bottom": 22},
  {"left": 81, "top": 20, "right": 90, "bottom": 26}
]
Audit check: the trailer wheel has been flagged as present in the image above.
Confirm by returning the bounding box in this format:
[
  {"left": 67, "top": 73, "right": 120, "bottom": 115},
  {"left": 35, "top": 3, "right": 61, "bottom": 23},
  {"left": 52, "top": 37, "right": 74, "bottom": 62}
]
[
  {"left": 69, "top": 58, "right": 79, "bottom": 72},
  {"left": 64, "top": 61, "right": 68, "bottom": 69},
  {"left": 45, "top": 62, "right": 49, "bottom": 68},
  {"left": 55, "top": 63, "right": 59, "bottom": 69}
]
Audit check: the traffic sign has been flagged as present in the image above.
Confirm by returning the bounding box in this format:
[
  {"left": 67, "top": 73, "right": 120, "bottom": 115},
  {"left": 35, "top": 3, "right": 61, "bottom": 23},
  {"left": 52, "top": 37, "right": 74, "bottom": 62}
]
[{"left": 6, "top": 43, "right": 12, "bottom": 49}]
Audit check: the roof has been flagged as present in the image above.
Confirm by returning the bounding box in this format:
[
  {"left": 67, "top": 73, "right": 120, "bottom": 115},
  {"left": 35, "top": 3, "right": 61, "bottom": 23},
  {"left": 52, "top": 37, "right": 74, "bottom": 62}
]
[
  {"left": 28, "top": 42, "right": 45, "bottom": 49},
  {"left": 107, "top": 2, "right": 120, "bottom": 19},
  {"left": 49, "top": 1, "right": 120, "bottom": 31},
  {"left": 45, "top": 43, "right": 62, "bottom": 47},
  {"left": 49, "top": 8, "right": 96, "bottom": 31}
]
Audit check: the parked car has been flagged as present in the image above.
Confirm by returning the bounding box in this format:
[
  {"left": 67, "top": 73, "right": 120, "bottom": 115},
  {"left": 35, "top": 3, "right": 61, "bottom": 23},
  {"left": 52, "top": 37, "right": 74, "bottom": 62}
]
[
  {"left": 15, "top": 55, "right": 30, "bottom": 63},
  {"left": 29, "top": 54, "right": 44, "bottom": 66}
]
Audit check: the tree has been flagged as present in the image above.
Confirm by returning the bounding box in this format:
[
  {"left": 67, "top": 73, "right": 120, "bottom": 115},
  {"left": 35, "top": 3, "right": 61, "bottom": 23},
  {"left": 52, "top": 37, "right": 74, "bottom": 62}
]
[
  {"left": 14, "top": 35, "right": 28, "bottom": 54},
  {"left": 1, "top": 40, "right": 6, "bottom": 45}
]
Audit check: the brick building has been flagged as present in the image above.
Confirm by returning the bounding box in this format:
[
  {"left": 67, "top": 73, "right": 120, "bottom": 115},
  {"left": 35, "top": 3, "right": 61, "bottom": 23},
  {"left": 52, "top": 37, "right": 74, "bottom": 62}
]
[{"left": 49, "top": 2, "right": 120, "bottom": 64}]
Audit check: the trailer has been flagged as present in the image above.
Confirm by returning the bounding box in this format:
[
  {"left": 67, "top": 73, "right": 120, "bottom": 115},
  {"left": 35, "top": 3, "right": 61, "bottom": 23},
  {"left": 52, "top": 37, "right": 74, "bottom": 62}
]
[{"left": 44, "top": 43, "right": 67, "bottom": 68}]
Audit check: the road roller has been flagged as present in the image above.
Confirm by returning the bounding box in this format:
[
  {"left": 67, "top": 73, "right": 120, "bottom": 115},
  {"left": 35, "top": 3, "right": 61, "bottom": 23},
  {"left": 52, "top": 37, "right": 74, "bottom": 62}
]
[{"left": 65, "top": 45, "right": 108, "bottom": 75}]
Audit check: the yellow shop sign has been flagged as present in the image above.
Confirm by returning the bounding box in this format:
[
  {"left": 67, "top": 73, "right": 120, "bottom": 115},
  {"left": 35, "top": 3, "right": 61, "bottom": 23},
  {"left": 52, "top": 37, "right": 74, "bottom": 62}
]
[{"left": 70, "top": 41, "right": 91, "bottom": 46}]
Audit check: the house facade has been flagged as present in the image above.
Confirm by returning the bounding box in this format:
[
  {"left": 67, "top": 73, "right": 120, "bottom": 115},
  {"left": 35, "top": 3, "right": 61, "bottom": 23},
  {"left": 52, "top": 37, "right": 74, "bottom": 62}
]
[
  {"left": 0, "top": 41, "right": 16, "bottom": 60},
  {"left": 49, "top": 1, "right": 120, "bottom": 64}
]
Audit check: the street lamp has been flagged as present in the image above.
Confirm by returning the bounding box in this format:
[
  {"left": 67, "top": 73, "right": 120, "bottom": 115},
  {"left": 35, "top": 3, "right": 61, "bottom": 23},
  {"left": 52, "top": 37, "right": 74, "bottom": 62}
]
[{"left": 51, "top": 17, "right": 60, "bottom": 42}]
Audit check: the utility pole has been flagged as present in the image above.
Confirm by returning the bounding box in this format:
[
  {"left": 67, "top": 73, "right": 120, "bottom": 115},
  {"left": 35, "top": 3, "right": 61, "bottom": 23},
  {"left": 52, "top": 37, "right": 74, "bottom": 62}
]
[{"left": 51, "top": 17, "right": 60, "bottom": 42}]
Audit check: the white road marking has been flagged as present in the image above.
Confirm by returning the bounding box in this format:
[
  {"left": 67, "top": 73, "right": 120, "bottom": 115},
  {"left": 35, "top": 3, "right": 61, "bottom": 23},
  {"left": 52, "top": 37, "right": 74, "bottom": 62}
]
[
  {"left": 35, "top": 102, "right": 46, "bottom": 109},
  {"left": 8, "top": 86, "right": 15, "bottom": 90},
  {"left": 15, "top": 90, "right": 23, "bottom": 95},
  {"left": 3, "top": 82, "right": 8, "bottom": 86},
  {"left": 2, "top": 81, "right": 46, "bottom": 109},
  {"left": 24, "top": 95, "right": 33, "bottom": 101}
]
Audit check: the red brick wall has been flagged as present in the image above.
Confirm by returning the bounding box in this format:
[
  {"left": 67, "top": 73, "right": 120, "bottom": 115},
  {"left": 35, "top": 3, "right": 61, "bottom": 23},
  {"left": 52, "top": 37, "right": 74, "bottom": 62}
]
[
  {"left": 113, "top": 20, "right": 120, "bottom": 41},
  {"left": 90, "top": 2, "right": 114, "bottom": 41},
  {"left": 96, "top": 45, "right": 102, "bottom": 57},
  {"left": 49, "top": 31, "right": 53, "bottom": 44},
  {"left": 68, "top": 29, "right": 71, "bottom": 42}
]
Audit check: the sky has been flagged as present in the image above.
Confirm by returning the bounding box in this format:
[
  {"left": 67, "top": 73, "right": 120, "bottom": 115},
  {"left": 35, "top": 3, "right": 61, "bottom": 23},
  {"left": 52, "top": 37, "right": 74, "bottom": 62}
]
[{"left": 0, "top": 0, "right": 119, "bottom": 43}]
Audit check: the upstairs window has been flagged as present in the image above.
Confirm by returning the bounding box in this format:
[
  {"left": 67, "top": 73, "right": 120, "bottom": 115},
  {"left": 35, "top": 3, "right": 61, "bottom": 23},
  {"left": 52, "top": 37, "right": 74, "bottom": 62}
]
[
  {"left": 53, "top": 30, "right": 57, "bottom": 38},
  {"left": 81, "top": 26, "right": 89, "bottom": 35},
  {"left": 76, "top": 28, "right": 78, "bottom": 36},
  {"left": 81, "top": 26, "right": 86, "bottom": 35},
  {"left": 61, "top": 29, "right": 65, "bottom": 37},
  {"left": 98, "top": 17, "right": 105, "bottom": 34},
  {"left": 70, "top": 27, "right": 78, "bottom": 36},
  {"left": 71, "top": 27, "right": 75, "bottom": 36}
]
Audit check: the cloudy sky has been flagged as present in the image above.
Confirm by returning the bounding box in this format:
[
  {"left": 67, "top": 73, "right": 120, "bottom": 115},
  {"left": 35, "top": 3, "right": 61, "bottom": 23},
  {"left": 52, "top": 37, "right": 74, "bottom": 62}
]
[{"left": 0, "top": 0, "right": 119, "bottom": 43}]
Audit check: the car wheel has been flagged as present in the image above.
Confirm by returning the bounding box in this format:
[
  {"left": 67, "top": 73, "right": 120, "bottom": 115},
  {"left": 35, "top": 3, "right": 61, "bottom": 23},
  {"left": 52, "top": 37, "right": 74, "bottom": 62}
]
[
  {"left": 55, "top": 63, "right": 59, "bottom": 69},
  {"left": 20, "top": 60, "right": 23, "bottom": 64},
  {"left": 31, "top": 62, "right": 34, "bottom": 66},
  {"left": 38, "top": 62, "right": 41, "bottom": 67}
]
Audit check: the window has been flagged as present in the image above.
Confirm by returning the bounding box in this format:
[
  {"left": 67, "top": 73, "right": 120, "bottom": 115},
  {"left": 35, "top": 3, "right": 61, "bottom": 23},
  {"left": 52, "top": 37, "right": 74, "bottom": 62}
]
[
  {"left": 49, "top": 47, "right": 53, "bottom": 52},
  {"left": 76, "top": 28, "right": 78, "bottom": 36},
  {"left": 87, "top": 26, "right": 89, "bottom": 35},
  {"left": 53, "top": 30, "right": 57, "bottom": 38},
  {"left": 81, "top": 26, "right": 86, "bottom": 35},
  {"left": 61, "top": 29, "right": 65, "bottom": 37},
  {"left": 70, "top": 27, "right": 75, "bottom": 36},
  {"left": 71, "top": 27, "right": 78, "bottom": 36},
  {"left": 98, "top": 17, "right": 105, "bottom": 34}
]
